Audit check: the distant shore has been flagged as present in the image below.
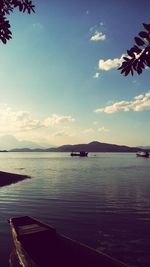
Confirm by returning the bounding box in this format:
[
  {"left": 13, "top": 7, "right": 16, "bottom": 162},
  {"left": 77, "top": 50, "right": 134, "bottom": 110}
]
[
  {"left": 4, "top": 141, "right": 148, "bottom": 153},
  {"left": 0, "top": 171, "right": 30, "bottom": 187}
]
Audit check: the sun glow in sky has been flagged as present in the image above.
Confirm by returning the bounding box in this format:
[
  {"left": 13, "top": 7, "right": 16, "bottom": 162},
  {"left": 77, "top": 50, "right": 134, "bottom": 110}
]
[{"left": 0, "top": 0, "right": 150, "bottom": 148}]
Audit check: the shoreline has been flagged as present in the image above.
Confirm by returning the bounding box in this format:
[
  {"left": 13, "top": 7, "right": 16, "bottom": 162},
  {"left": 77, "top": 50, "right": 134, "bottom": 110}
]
[{"left": 0, "top": 171, "right": 30, "bottom": 187}]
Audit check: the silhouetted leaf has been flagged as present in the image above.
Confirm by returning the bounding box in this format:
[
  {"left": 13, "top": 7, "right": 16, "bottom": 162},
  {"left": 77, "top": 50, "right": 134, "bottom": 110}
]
[
  {"left": 30, "top": 5, "right": 35, "bottom": 13},
  {"left": 122, "top": 61, "right": 130, "bottom": 67},
  {"left": 144, "top": 50, "right": 150, "bottom": 67},
  {"left": 120, "top": 68, "right": 126, "bottom": 74},
  {"left": 131, "top": 46, "right": 142, "bottom": 56},
  {"left": 119, "top": 23, "right": 150, "bottom": 76},
  {"left": 0, "top": 1, "right": 35, "bottom": 43},
  {"left": 130, "top": 68, "right": 133, "bottom": 76},
  {"left": 143, "top": 23, "right": 150, "bottom": 32},
  {"left": 124, "top": 66, "right": 131, "bottom": 76},
  {"left": 132, "top": 59, "right": 138, "bottom": 71},
  {"left": 137, "top": 66, "right": 142, "bottom": 74},
  {"left": 123, "top": 57, "right": 130, "bottom": 61},
  {"left": 127, "top": 49, "right": 135, "bottom": 57},
  {"left": 118, "top": 60, "right": 129, "bottom": 70},
  {"left": 145, "top": 58, "right": 150, "bottom": 67},
  {"left": 139, "top": 60, "right": 145, "bottom": 69},
  {"left": 18, "top": 2, "right": 23, "bottom": 11},
  {"left": 134, "top": 37, "right": 145, "bottom": 46},
  {"left": 1, "top": 37, "right": 7, "bottom": 44},
  {"left": 139, "top": 31, "right": 149, "bottom": 39}
]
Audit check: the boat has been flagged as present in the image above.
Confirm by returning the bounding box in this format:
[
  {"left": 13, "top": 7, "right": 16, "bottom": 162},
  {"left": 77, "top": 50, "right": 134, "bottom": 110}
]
[
  {"left": 70, "top": 151, "right": 88, "bottom": 157},
  {"left": 9, "top": 216, "right": 128, "bottom": 267},
  {"left": 136, "top": 151, "right": 149, "bottom": 158}
]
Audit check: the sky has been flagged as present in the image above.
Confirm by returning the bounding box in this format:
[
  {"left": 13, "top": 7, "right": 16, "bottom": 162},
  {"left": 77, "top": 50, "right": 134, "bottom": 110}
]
[{"left": 0, "top": 0, "right": 150, "bottom": 148}]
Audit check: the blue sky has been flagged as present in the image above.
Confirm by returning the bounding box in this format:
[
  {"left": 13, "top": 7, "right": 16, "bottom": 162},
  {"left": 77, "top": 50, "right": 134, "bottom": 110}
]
[{"left": 0, "top": 0, "right": 150, "bottom": 148}]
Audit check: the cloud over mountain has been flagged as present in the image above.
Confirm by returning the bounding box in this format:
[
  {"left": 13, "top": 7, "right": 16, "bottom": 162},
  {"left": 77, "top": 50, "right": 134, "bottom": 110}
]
[
  {"left": 0, "top": 135, "right": 45, "bottom": 150},
  {"left": 0, "top": 104, "right": 75, "bottom": 146}
]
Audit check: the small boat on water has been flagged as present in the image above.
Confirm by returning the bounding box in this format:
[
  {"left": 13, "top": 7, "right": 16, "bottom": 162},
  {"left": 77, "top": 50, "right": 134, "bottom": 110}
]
[
  {"left": 136, "top": 151, "right": 149, "bottom": 158},
  {"left": 70, "top": 151, "right": 88, "bottom": 157},
  {"left": 9, "top": 216, "right": 128, "bottom": 267}
]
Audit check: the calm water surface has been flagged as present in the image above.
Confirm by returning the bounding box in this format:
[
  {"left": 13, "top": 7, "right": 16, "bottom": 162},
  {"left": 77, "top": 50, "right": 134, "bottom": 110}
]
[{"left": 0, "top": 152, "right": 150, "bottom": 267}]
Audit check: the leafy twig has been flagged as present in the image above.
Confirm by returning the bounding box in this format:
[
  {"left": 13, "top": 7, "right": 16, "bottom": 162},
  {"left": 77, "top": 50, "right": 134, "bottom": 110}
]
[
  {"left": 118, "top": 23, "right": 150, "bottom": 76},
  {"left": 0, "top": 0, "right": 35, "bottom": 44}
]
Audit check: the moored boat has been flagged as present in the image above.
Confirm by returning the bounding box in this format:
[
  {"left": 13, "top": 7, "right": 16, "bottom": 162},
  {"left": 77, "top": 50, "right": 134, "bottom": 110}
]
[
  {"left": 70, "top": 151, "right": 88, "bottom": 157},
  {"left": 9, "top": 216, "right": 128, "bottom": 267},
  {"left": 136, "top": 151, "right": 149, "bottom": 158}
]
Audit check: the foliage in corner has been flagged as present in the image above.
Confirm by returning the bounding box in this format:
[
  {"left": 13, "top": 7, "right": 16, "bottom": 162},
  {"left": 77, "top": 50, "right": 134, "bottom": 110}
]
[
  {"left": 118, "top": 23, "right": 150, "bottom": 76},
  {"left": 0, "top": 0, "right": 35, "bottom": 44}
]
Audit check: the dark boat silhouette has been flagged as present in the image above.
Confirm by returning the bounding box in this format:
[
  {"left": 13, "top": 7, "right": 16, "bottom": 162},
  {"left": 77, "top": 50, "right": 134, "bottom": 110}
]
[
  {"left": 70, "top": 151, "right": 88, "bottom": 157},
  {"left": 9, "top": 216, "right": 128, "bottom": 267},
  {"left": 136, "top": 151, "right": 149, "bottom": 158}
]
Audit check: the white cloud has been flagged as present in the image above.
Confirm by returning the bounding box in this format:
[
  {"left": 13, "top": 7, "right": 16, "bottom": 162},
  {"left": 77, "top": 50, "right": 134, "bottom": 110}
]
[
  {"left": 91, "top": 31, "right": 106, "bottom": 41},
  {"left": 43, "top": 114, "right": 75, "bottom": 127},
  {"left": 0, "top": 105, "right": 41, "bottom": 133},
  {"left": 0, "top": 105, "right": 75, "bottom": 140},
  {"left": 15, "top": 111, "right": 42, "bottom": 131},
  {"left": 134, "top": 94, "right": 144, "bottom": 100},
  {"left": 98, "top": 51, "right": 147, "bottom": 73},
  {"left": 94, "top": 91, "right": 150, "bottom": 113},
  {"left": 98, "top": 54, "right": 125, "bottom": 71},
  {"left": 0, "top": 105, "right": 79, "bottom": 146},
  {"left": 93, "top": 72, "right": 100, "bottom": 79},
  {"left": 98, "top": 126, "right": 109, "bottom": 132}
]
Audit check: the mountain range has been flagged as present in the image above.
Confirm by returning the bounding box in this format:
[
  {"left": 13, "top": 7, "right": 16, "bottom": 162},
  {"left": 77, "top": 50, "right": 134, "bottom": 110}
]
[
  {"left": 7, "top": 141, "right": 148, "bottom": 153},
  {"left": 0, "top": 135, "right": 52, "bottom": 150},
  {"left": 139, "top": 146, "right": 150, "bottom": 150}
]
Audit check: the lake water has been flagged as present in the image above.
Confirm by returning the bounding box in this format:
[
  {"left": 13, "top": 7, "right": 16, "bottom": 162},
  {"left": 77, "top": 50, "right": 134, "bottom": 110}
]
[{"left": 0, "top": 152, "right": 150, "bottom": 267}]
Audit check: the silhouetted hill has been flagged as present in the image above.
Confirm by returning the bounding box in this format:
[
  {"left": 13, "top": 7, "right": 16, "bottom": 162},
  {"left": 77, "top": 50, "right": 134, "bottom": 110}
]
[
  {"left": 56, "top": 141, "right": 140, "bottom": 152},
  {"left": 9, "top": 141, "right": 142, "bottom": 153},
  {"left": 0, "top": 135, "right": 48, "bottom": 150},
  {"left": 139, "top": 146, "right": 150, "bottom": 151}
]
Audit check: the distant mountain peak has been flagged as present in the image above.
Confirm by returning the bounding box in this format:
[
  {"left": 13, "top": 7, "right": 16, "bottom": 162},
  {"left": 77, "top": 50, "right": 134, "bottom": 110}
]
[
  {"left": 55, "top": 141, "right": 140, "bottom": 153},
  {"left": 0, "top": 134, "right": 52, "bottom": 150},
  {"left": 88, "top": 141, "right": 101, "bottom": 145}
]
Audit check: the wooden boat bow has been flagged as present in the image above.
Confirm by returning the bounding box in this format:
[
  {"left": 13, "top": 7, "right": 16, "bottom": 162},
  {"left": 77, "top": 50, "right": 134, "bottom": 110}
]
[{"left": 9, "top": 216, "right": 129, "bottom": 267}]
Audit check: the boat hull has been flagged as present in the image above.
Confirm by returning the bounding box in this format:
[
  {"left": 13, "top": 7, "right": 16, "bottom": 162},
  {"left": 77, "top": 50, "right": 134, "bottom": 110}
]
[
  {"left": 9, "top": 216, "right": 128, "bottom": 267},
  {"left": 136, "top": 151, "right": 149, "bottom": 158},
  {"left": 71, "top": 152, "right": 88, "bottom": 157}
]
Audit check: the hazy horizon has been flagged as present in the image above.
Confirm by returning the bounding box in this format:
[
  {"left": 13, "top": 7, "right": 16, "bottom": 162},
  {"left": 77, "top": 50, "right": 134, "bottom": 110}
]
[{"left": 0, "top": 135, "right": 149, "bottom": 150}]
